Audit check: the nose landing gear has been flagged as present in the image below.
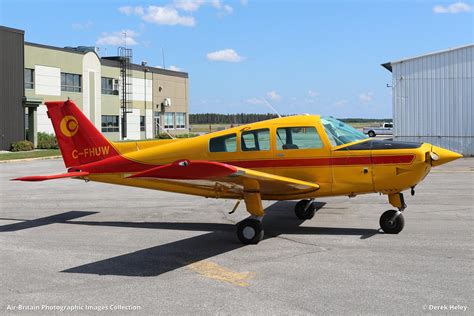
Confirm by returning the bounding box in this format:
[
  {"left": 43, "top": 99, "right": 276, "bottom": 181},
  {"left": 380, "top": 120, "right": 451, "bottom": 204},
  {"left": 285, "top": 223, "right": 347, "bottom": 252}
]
[
  {"left": 380, "top": 193, "right": 406, "bottom": 234},
  {"left": 380, "top": 209, "right": 405, "bottom": 234}
]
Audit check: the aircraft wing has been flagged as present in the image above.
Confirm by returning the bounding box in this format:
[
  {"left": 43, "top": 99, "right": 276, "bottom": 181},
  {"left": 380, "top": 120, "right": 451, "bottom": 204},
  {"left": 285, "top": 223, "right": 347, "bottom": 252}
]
[{"left": 128, "top": 160, "right": 319, "bottom": 198}]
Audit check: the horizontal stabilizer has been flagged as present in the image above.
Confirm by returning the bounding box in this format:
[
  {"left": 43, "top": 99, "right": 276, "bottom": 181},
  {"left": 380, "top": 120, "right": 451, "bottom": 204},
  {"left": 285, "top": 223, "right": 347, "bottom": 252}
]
[
  {"left": 12, "top": 171, "right": 89, "bottom": 182},
  {"left": 128, "top": 160, "right": 238, "bottom": 180}
]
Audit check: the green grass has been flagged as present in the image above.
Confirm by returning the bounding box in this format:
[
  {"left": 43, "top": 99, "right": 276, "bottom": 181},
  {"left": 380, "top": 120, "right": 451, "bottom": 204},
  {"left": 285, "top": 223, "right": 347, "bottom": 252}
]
[
  {"left": 0, "top": 149, "right": 61, "bottom": 161},
  {"left": 190, "top": 124, "right": 231, "bottom": 133}
]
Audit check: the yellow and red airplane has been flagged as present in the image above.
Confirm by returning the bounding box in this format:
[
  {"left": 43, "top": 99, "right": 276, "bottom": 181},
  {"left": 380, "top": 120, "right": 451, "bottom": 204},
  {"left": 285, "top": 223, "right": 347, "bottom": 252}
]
[{"left": 13, "top": 100, "right": 462, "bottom": 244}]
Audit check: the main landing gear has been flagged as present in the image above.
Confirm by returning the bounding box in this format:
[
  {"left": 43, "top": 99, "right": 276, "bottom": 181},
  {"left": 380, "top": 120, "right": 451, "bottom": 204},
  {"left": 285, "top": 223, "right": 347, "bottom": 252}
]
[
  {"left": 236, "top": 217, "right": 264, "bottom": 244},
  {"left": 235, "top": 194, "right": 317, "bottom": 244},
  {"left": 294, "top": 199, "right": 316, "bottom": 219},
  {"left": 236, "top": 180, "right": 266, "bottom": 245},
  {"left": 379, "top": 193, "right": 406, "bottom": 234}
]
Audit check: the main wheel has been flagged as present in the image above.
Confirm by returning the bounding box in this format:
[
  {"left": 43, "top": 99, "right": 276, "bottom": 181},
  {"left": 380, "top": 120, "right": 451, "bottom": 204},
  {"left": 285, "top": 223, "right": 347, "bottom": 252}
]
[
  {"left": 294, "top": 200, "right": 316, "bottom": 220},
  {"left": 380, "top": 210, "right": 404, "bottom": 234},
  {"left": 368, "top": 131, "right": 376, "bottom": 137},
  {"left": 236, "top": 218, "right": 264, "bottom": 244}
]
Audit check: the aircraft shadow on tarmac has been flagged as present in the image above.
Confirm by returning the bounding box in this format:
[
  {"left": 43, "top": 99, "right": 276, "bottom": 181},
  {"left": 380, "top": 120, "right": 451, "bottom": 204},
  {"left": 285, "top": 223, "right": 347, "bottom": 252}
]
[{"left": 0, "top": 201, "right": 380, "bottom": 277}]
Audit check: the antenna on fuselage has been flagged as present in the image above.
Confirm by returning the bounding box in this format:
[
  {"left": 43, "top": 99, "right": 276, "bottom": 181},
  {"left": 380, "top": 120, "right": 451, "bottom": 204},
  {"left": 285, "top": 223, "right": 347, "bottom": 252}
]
[{"left": 261, "top": 98, "right": 282, "bottom": 118}]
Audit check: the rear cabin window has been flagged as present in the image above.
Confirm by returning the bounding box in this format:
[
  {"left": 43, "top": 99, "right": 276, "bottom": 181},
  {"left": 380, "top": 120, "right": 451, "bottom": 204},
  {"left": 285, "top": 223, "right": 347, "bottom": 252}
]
[
  {"left": 276, "top": 127, "right": 323, "bottom": 150},
  {"left": 241, "top": 129, "right": 270, "bottom": 151},
  {"left": 209, "top": 133, "right": 237, "bottom": 152}
]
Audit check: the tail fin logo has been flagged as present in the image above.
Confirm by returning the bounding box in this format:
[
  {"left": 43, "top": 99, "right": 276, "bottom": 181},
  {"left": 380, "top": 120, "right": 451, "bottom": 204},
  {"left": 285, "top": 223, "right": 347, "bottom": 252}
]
[{"left": 60, "top": 116, "right": 79, "bottom": 137}]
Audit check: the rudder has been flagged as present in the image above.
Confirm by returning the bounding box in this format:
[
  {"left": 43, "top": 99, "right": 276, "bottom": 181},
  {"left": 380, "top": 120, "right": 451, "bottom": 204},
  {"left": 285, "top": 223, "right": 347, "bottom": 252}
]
[{"left": 45, "top": 100, "right": 119, "bottom": 168}]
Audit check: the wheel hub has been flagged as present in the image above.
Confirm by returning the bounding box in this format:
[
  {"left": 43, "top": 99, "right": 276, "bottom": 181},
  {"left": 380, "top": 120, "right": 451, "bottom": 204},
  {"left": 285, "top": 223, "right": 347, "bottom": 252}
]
[{"left": 243, "top": 226, "right": 256, "bottom": 239}]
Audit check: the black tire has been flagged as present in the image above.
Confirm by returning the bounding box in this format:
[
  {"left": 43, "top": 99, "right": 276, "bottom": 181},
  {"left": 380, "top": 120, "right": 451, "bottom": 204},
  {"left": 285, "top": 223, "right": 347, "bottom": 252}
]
[
  {"left": 368, "top": 131, "right": 376, "bottom": 137},
  {"left": 236, "top": 218, "right": 264, "bottom": 244},
  {"left": 380, "top": 210, "right": 404, "bottom": 234},
  {"left": 294, "top": 200, "right": 316, "bottom": 220}
]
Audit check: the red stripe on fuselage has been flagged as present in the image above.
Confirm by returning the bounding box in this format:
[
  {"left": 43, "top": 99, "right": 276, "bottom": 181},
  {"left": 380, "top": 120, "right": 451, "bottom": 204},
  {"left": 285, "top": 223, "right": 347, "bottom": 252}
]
[{"left": 75, "top": 154, "right": 415, "bottom": 174}]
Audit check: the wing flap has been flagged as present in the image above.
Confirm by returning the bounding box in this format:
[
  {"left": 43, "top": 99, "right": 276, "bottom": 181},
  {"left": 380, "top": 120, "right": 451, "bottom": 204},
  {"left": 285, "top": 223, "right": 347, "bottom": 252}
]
[{"left": 12, "top": 171, "right": 89, "bottom": 182}]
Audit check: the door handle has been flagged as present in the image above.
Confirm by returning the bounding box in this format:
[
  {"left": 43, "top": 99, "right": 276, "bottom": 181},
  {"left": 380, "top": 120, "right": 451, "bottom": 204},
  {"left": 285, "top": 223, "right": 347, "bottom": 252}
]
[{"left": 277, "top": 154, "right": 285, "bottom": 157}]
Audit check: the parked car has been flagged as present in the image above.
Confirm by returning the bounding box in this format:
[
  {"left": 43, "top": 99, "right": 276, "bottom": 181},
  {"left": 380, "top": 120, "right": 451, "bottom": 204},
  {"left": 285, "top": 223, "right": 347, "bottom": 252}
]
[{"left": 363, "top": 122, "right": 393, "bottom": 137}]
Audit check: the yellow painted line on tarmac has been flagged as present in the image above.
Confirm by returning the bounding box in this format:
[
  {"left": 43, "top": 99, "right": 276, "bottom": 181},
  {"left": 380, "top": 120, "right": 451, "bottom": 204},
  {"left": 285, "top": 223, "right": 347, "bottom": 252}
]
[{"left": 188, "top": 260, "right": 255, "bottom": 287}]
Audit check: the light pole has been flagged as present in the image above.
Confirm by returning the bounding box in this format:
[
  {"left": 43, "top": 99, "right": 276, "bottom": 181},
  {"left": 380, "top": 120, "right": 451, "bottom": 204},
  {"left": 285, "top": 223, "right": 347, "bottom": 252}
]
[{"left": 141, "top": 61, "right": 149, "bottom": 138}]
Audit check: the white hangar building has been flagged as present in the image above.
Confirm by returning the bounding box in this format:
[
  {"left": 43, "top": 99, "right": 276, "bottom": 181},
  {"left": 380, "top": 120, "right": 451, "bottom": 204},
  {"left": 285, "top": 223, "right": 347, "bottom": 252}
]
[{"left": 382, "top": 44, "right": 473, "bottom": 156}]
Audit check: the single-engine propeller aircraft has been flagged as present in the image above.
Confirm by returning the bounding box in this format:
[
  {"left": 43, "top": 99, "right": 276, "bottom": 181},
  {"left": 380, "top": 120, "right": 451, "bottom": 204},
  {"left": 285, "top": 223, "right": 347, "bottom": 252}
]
[{"left": 13, "top": 100, "right": 462, "bottom": 244}]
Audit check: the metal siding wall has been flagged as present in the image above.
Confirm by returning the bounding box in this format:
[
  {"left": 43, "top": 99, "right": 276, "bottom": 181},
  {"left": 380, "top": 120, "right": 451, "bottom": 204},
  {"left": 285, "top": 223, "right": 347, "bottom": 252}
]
[
  {"left": 392, "top": 45, "right": 474, "bottom": 156},
  {"left": 0, "top": 27, "right": 25, "bottom": 150}
]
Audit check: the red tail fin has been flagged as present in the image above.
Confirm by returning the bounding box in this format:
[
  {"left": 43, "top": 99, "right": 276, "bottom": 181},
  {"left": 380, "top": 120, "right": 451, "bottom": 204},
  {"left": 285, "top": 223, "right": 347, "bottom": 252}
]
[{"left": 45, "top": 100, "right": 119, "bottom": 168}]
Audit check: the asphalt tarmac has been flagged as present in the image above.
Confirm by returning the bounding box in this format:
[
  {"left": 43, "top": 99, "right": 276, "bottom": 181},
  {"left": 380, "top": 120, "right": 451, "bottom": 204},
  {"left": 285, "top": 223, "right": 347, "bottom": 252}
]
[{"left": 1, "top": 158, "right": 472, "bottom": 314}]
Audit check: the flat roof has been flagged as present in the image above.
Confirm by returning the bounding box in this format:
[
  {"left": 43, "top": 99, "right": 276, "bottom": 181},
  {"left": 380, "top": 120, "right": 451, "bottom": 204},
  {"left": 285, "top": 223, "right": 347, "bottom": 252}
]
[
  {"left": 382, "top": 43, "right": 474, "bottom": 72},
  {"left": 25, "top": 41, "right": 188, "bottom": 78},
  {"left": 0, "top": 25, "right": 25, "bottom": 35}
]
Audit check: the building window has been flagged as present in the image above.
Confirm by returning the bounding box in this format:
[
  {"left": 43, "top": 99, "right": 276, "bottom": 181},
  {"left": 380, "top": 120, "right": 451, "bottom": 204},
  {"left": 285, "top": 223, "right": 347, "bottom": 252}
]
[
  {"left": 101, "top": 115, "right": 119, "bottom": 133},
  {"left": 101, "top": 77, "right": 116, "bottom": 95},
  {"left": 209, "top": 134, "right": 237, "bottom": 153},
  {"left": 276, "top": 127, "right": 323, "bottom": 150},
  {"left": 175, "top": 112, "right": 186, "bottom": 129},
  {"left": 140, "top": 116, "right": 145, "bottom": 132},
  {"left": 61, "top": 72, "right": 82, "bottom": 92},
  {"left": 25, "top": 68, "right": 34, "bottom": 89},
  {"left": 164, "top": 112, "right": 174, "bottom": 129}
]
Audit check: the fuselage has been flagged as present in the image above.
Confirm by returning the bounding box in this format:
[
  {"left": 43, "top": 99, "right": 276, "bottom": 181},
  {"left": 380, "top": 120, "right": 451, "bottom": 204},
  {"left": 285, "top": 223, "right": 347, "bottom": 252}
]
[{"left": 79, "top": 115, "right": 459, "bottom": 200}]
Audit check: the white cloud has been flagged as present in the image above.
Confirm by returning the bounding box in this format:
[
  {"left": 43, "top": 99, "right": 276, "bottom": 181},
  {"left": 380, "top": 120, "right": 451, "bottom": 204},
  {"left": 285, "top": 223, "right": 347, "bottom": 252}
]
[
  {"left": 433, "top": 2, "right": 472, "bottom": 14},
  {"left": 211, "top": 0, "right": 222, "bottom": 9},
  {"left": 240, "top": 0, "right": 249, "bottom": 6},
  {"left": 207, "top": 49, "right": 244, "bottom": 62},
  {"left": 221, "top": 4, "right": 234, "bottom": 15},
  {"left": 266, "top": 90, "right": 281, "bottom": 101},
  {"left": 246, "top": 98, "right": 264, "bottom": 105},
  {"left": 118, "top": 6, "right": 144, "bottom": 15},
  {"left": 120, "top": 1, "right": 235, "bottom": 27},
  {"left": 143, "top": 6, "right": 196, "bottom": 26},
  {"left": 174, "top": 0, "right": 206, "bottom": 12},
  {"left": 72, "top": 21, "right": 93, "bottom": 31},
  {"left": 168, "top": 65, "right": 181, "bottom": 71},
  {"left": 307, "top": 90, "right": 319, "bottom": 97},
  {"left": 359, "top": 91, "right": 374, "bottom": 103},
  {"left": 119, "top": 5, "right": 195, "bottom": 27},
  {"left": 96, "top": 30, "right": 139, "bottom": 46}
]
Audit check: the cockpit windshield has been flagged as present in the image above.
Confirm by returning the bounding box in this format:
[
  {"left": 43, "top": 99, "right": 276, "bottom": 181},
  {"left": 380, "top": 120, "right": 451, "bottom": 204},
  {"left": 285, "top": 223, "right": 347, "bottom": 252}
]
[{"left": 321, "top": 116, "right": 368, "bottom": 147}]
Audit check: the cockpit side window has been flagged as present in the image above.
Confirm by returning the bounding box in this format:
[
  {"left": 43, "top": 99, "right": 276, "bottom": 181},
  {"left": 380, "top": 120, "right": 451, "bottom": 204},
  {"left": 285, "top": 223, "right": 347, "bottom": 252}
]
[
  {"left": 241, "top": 129, "right": 270, "bottom": 151},
  {"left": 209, "top": 133, "right": 237, "bottom": 152},
  {"left": 276, "top": 127, "right": 323, "bottom": 150}
]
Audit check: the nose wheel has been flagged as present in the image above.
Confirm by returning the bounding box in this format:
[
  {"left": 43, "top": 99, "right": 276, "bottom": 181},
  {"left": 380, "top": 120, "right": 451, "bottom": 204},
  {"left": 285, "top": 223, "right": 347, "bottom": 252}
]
[
  {"left": 236, "top": 218, "right": 264, "bottom": 244},
  {"left": 379, "top": 209, "right": 405, "bottom": 234},
  {"left": 381, "top": 193, "right": 407, "bottom": 234}
]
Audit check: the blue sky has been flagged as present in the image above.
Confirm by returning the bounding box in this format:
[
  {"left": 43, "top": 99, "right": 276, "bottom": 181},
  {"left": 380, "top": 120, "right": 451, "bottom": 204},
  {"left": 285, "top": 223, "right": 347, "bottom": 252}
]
[{"left": 1, "top": 0, "right": 473, "bottom": 117}]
